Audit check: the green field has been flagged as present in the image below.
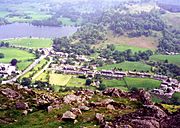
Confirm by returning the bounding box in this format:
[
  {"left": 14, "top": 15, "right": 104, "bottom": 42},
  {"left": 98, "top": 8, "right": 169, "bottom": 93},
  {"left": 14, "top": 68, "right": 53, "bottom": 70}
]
[
  {"left": 103, "top": 79, "right": 128, "bottom": 91},
  {"left": 115, "top": 45, "right": 149, "bottom": 52},
  {"left": 22, "top": 59, "right": 48, "bottom": 78},
  {"left": 17, "top": 61, "right": 33, "bottom": 71},
  {"left": 124, "top": 77, "right": 161, "bottom": 90},
  {"left": 102, "top": 77, "right": 161, "bottom": 91},
  {"left": 150, "top": 54, "right": 180, "bottom": 66},
  {"left": 67, "top": 77, "right": 86, "bottom": 87},
  {"left": 35, "top": 72, "right": 48, "bottom": 82},
  {"left": 3, "top": 38, "right": 52, "bottom": 49},
  {"left": 49, "top": 74, "right": 72, "bottom": 86},
  {"left": 98, "top": 61, "right": 152, "bottom": 72},
  {"left": 0, "top": 48, "right": 35, "bottom": 70}
]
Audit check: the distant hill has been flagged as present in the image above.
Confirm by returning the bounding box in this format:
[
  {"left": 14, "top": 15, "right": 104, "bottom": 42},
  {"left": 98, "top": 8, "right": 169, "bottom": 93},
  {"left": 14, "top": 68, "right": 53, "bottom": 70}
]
[{"left": 157, "top": 0, "right": 180, "bottom": 12}]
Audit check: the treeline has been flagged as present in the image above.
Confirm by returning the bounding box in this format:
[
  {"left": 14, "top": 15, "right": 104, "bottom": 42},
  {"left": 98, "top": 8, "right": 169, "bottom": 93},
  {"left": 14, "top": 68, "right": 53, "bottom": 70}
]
[
  {"left": 73, "top": 24, "right": 107, "bottom": 44},
  {"left": 100, "top": 11, "right": 166, "bottom": 37},
  {"left": 147, "top": 61, "right": 180, "bottom": 78},
  {"left": 158, "top": 29, "right": 180, "bottom": 53},
  {"left": 32, "top": 17, "right": 62, "bottom": 27},
  {"left": 53, "top": 24, "right": 106, "bottom": 55},
  {"left": 53, "top": 37, "right": 95, "bottom": 55},
  {"left": 0, "top": 42, "right": 10, "bottom": 47},
  {"left": 100, "top": 44, "right": 153, "bottom": 63}
]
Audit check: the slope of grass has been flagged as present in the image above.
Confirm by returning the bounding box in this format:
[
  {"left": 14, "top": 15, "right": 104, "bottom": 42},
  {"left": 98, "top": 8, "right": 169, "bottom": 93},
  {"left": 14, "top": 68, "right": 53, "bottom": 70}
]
[
  {"left": 3, "top": 38, "right": 52, "bottom": 49},
  {"left": 150, "top": 54, "right": 180, "bottom": 66},
  {"left": 97, "top": 61, "right": 152, "bottom": 72}
]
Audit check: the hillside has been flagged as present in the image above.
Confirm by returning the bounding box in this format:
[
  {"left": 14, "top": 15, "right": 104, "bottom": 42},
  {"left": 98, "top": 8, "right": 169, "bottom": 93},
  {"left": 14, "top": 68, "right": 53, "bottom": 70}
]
[{"left": 0, "top": 84, "right": 180, "bottom": 128}]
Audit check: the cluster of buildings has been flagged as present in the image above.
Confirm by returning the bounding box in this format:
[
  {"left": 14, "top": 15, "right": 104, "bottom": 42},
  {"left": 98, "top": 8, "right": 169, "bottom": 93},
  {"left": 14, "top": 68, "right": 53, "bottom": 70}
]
[
  {"left": 0, "top": 63, "right": 18, "bottom": 79},
  {"left": 53, "top": 65, "right": 170, "bottom": 80},
  {"left": 151, "top": 78, "right": 180, "bottom": 98}
]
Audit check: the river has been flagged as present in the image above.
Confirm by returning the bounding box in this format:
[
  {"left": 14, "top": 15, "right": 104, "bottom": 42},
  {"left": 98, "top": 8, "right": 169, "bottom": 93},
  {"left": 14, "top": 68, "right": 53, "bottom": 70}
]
[{"left": 0, "top": 23, "right": 77, "bottom": 40}]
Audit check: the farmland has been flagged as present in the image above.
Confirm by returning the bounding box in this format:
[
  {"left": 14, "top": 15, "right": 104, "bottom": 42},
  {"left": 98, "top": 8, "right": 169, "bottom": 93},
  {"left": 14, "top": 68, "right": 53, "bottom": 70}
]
[
  {"left": 102, "top": 77, "right": 161, "bottom": 91},
  {"left": 0, "top": 48, "right": 35, "bottom": 70},
  {"left": 97, "top": 61, "right": 152, "bottom": 72},
  {"left": 3, "top": 38, "right": 52, "bottom": 49},
  {"left": 150, "top": 54, "right": 180, "bottom": 66},
  {"left": 49, "top": 73, "right": 72, "bottom": 86},
  {"left": 124, "top": 77, "right": 161, "bottom": 90}
]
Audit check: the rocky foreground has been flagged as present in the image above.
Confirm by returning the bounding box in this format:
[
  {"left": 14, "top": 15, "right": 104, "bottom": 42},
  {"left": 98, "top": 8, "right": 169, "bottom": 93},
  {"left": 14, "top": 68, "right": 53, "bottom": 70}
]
[{"left": 0, "top": 84, "right": 180, "bottom": 128}]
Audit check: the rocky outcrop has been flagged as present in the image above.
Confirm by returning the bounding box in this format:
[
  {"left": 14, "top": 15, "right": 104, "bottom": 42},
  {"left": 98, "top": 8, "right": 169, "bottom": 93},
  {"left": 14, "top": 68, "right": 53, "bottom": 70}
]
[
  {"left": 63, "top": 94, "right": 82, "bottom": 104},
  {"left": 106, "top": 105, "right": 168, "bottom": 128},
  {"left": 0, "top": 88, "right": 21, "bottom": 99},
  {"left": 136, "top": 89, "right": 153, "bottom": 105},
  {"left": 15, "top": 102, "right": 29, "bottom": 110},
  {"left": 62, "top": 111, "right": 77, "bottom": 120},
  {"left": 103, "top": 88, "right": 128, "bottom": 98},
  {"left": 70, "top": 108, "right": 82, "bottom": 116},
  {"left": 95, "top": 113, "right": 105, "bottom": 124}
]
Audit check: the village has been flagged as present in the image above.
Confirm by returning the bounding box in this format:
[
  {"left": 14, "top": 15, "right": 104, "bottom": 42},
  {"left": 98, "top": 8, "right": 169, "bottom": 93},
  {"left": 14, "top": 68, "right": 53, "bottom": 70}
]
[{"left": 0, "top": 47, "right": 179, "bottom": 99}]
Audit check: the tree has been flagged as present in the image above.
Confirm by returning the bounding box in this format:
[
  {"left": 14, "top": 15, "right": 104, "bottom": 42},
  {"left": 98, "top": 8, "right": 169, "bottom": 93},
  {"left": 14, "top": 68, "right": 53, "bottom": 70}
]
[
  {"left": 0, "top": 53, "right": 4, "bottom": 58},
  {"left": 21, "top": 78, "right": 31, "bottom": 87},
  {"left": 98, "top": 83, "right": 106, "bottom": 91},
  {"left": 10, "top": 59, "right": 18, "bottom": 66},
  {"left": 85, "top": 79, "right": 92, "bottom": 86}
]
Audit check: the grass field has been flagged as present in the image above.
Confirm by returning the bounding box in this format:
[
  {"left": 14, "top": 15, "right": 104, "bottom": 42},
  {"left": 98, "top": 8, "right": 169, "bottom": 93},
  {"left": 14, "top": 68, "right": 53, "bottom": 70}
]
[
  {"left": 22, "top": 59, "right": 48, "bottom": 78},
  {"left": 102, "top": 79, "right": 128, "bottom": 91},
  {"left": 98, "top": 61, "right": 152, "bottom": 72},
  {"left": 124, "top": 77, "right": 161, "bottom": 90},
  {"left": 49, "top": 74, "right": 72, "bottom": 86},
  {"left": 3, "top": 38, "right": 52, "bottom": 49},
  {"left": 0, "top": 48, "right": 35, "bottom": 70},
  {"left": 102, "top": 77, "right": 161, "bottom": 91},
  {"left": 115, "top": 45, "right": 149, "bottom": 53},
  {"left": 17, "top": 61, "right": 33, "bottom": 71},
  {"left": 67, "top": 77, "right": 86, "bottom": 87},
  {"left": 150, "top": 54, "right": 180, "bottom": 66},
  {"left": 35, "top": 72, "right": 48, "bottom": 82}
]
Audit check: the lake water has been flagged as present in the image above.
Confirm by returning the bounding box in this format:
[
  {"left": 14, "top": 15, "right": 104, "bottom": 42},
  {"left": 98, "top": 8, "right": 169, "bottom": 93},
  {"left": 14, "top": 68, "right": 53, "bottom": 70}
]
[{"left": 0, "top": 23, "right": 77, "bottom": 40}]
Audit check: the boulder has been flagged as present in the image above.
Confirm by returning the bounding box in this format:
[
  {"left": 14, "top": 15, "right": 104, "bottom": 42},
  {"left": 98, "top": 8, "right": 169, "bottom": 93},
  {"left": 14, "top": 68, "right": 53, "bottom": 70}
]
[
  {"left": 131, "top": 119, "right": 159, "bottom": 128},
  {"left": 63, "top": 94, "right": 81, "bottom": 104},
  {"left": 79, "top": 106, "right": 90, "bottom": 111},
  {"left": 15, "top": 102, "right": 29, "bottom": 110},
  {"left": 95, "top": 113, "right": 104, "bottom": 124},
  {"left": 103, "top": 88, "right": 128, "bottom": 98},
  {"left": 1, "top": 88, "right": 21, "bottom": 99},
  {"left": 71, "top": 108, "right": 82, "bottom": 115},
  {"left": 62, "top": 111, "right": 77, "bottom": 120},
  {"left": 22, "top": 110, "right": 28, "bottom": 116},
  {"left": 143, "top": 105, "right": 167, "bottom": 119},
  {"left": 47, "top": 106, "right": 53, "bottom": 113},
  {"left": 107, "top": 104, "right": 115, "bottom": 110},
  {"left": 135, "top": 89, "right": 153, "bottom": 105}
]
